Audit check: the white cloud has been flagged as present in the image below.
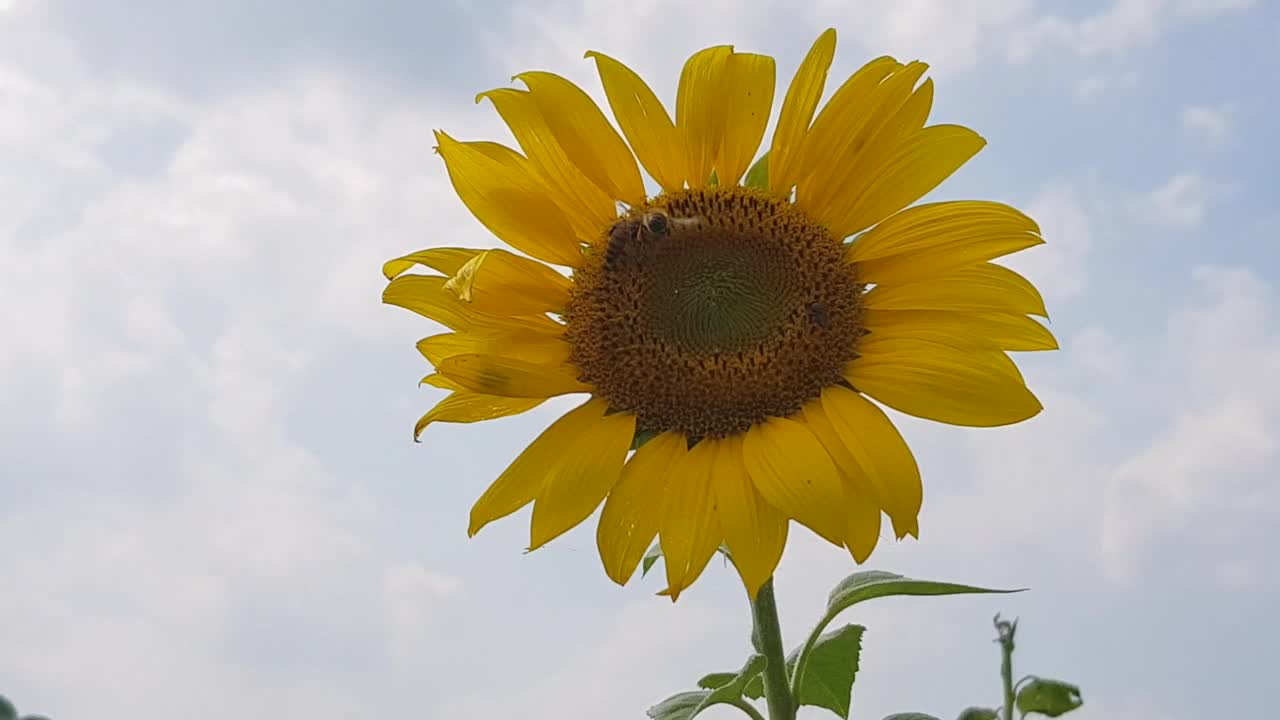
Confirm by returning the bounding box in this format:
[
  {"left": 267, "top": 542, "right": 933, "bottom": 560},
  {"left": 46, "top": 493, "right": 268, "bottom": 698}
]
[
  {"left": 1072, "top": 326, "right": 1131, "bottom": 381},
  {"left": 1140, "top": 171, "right": 1213, "bottom": 229},
  {"left": 802, "top": 0, "right": 1037, "bottom": 75},
  {"left": 1000, "top": 181, "right": 1094, "bottom": 302},
  {"left": 437, "top": 599, "right": 745, "bottom": 720},
  {"left": 1074, "top": 70, "right": 1139, "bottom": 100},
  {"left": 1034, "top": 0, "right": 1166, "bottom": 57},
  {"left": 1177, "top": 0, "right": 1255, "bottom": 17},
  {"left": 488, "top": 0, "right": 1209, "bottom": 94},
  {"left": 1010, "top": 0, "right": 1255, "bottom": 61},
  {"left": 3, "top": 3, "right": 1278, "bottom": 720},
  {"left": 0, "top": 18, "right": 484, "bottom": 720},
  {"left": 1181, "top": 103, "right": 1236, "bottom": 145},
  {"left": 1101, "top": 266, "right": 1280, "bottom": 587}
]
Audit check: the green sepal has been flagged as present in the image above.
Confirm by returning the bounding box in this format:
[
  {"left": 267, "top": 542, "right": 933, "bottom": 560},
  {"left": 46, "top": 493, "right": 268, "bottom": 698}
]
[
  {"left": 744, "top": 152, "right": 770, "bottom": 189},
  {"left": 642, "top": 543, "right": 732, "bottom": 581},
  {"left": 631, "top": 428, "right": 659, "bottom": 451},
  {"left": 641, "top": 541, "right": 663, "bottom": 577}
]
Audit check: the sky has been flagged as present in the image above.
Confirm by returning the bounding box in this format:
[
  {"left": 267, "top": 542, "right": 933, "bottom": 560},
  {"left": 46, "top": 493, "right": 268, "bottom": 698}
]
[{"left": 1, "top": 0, "right": 1277, "bottom": 718}]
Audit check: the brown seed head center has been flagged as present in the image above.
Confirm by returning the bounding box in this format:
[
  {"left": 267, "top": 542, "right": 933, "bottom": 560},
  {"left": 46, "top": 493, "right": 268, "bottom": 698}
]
[{"left": 563, "top": 187, "right": 865, "bottom": 439}]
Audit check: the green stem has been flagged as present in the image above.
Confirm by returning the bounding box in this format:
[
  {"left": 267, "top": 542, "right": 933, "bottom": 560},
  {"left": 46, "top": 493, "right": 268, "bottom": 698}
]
[
  {"left": 789, "top": 620, "right": 823, "bottom": 701},
  {"left": 726, "top": 698, "right": 769, "bottom": 720},
  {"left": 995, "top": 616, "right": 1017, "bottom": 720},
  {"left": 750, "top": 579, "right": 796, "bottom": 720}
]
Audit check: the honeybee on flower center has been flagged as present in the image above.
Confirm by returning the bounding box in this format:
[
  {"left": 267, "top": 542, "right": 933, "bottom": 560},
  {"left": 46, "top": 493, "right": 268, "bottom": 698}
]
[{"left": 603, "top": 208, "right": 701, "bottom": 270}]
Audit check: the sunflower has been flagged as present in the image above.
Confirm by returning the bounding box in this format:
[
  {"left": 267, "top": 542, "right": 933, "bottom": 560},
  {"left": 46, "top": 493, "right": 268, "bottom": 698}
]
[{"left": 382, "top": 29, "right": 1055, "bottom": 601}]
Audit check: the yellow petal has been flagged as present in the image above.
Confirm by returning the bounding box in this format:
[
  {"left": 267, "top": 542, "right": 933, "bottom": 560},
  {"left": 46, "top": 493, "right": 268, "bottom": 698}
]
[
  {"left": 863, "top": 262, "right": 1049, "bottom": 318},
  {"left": 469, "top": 397, "right": 605, "bottom": 536},
  {"left": 384, "top": 275, "right": 472, "bottom": 331},
  {"left": 676, "top": 45, "right": 734, "bottom": 188},
  {"left": 848, "top": 338, "right": 1043, "bottom": 427},
  {"left": 596, "top": 431, "right": 686, "bottom": 585},
  {"left": 844, "top": 484, "right": 883, "bottom": 562},
  {"left": 801, "top": 397, "right": 877, "bottom": 501},
  {"left": 889, "top": 77, "right": 935, "bottom": 141},
  {"left": 434, "top": 131, "right": 584, "bottom": 267},
  {"left": 817, "top": 386, "right": 922, "bottom": 538},
  {"left": 419, "top": 373, "right": 458, "bottom": 390},
  {"left": 529, "top": 406, "right": 635, "bottom": 550},
  {"left": 849, "top": 200, "right": 1043, "bottom": 285},
  {"left": 383, "top": 247, "right": 483, "bottom": 280},
  {"left": 435, "top": 353, "right": 590, "bottom": 398},
  {"left": 477, "top": 88, "right": 616, "bottom": 241},
  {"left": 862, "top": 309, "right": 1059, "bottom": 352},
  {"left": 715, "top": 52, "right": 776, "bottom": 186},
  {"left": 769, "top": 28, "right": 837, "bottom": 195},
  {"left": 586, "top": 51, "right": 687, "bottom": 193},
  {"left": 833, "top": 124, "right": 987, "bottom": 238},
  {"left": 416, "top": 331, "right": 571, "bottom": 367},
  {"left": 742, "top": 416, "right": 846, "bottom": 546},
  {"left": 793, "top": 59, "right": 921, "bottom": 219},
  {"left": 414, "top": 391, "right": 545, "bottom": 439},
  {"left": 383, "top": 275, "right": 565, "bottom": 335},
  {"left": 660, "top": 438, "right": 723, "bottom": 601},
  {"left": 711, "top": 435, "right": 788, "bottom": 598},
  {"left": 444, "top": 249, "right": 571, "bottom": 316},
  {"left": 515, "top": 71, "right": 646, "bottom": 207},
  {"left": 810, "top": 66, "right": 936, "bottom": 232}
]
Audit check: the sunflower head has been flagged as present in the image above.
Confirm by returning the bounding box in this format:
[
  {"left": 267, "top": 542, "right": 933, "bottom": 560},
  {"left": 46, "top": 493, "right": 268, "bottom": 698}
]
[{"left": 383, "top": 29, "right": 1055, "bottom": 601}]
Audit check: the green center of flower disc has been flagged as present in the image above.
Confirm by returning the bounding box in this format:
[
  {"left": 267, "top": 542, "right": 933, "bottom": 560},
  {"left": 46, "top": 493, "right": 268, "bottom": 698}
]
[
  {"left": 643, "top": 235, "right": 792, "bottom": 354},
  {"left": 564, "top": 187, "right": 866, "bottom": 439}
]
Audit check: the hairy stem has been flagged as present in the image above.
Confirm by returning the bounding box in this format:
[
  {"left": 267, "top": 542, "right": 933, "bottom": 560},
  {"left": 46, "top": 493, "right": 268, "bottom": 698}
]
[{"left": 750, "top": 579, "right": 795, "bottom": 720}]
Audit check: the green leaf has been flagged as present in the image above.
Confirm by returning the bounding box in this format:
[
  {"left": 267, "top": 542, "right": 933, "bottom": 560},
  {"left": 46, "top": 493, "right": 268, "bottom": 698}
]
[
  {"left": 697, "top": 673, "right": 738, "bottom": 690},
  {"left": 743, "top": 624, "right": 864, "bottom": 718},
  {"left": 883, "top": 714, "right": 942, "bottom": 720},
  {"left": 744, "top": 153, "right": 770, "bottom": 189},
  {"left": 19, "top": 716, "right": 51, "bottom": 720},
  {"left": 0, "top": 696, "right": 16, "bottom": 720},
  {"left": 648, "top": 692, "right": 711, "bottom": 720},
  {"left": 642, "top": 542, "right": 663, "bottom": 577},
  {"left": 705, "top": 655, "right": 766, "bottom": 705},
  {"left": 1016, "top": 678, "right": 1083, "bottom": 717},
  {"left": 790, "top": 624, "right": 863, "bottom": 718},
  {"left": 827, "top": 571, "right": 1022, "bottom": 619},
  {"left": 956, "top": 708, "right": 999, "bottom": 720},
  {"left": 652, "top": 657, "right": 765, "bottom": 720}
]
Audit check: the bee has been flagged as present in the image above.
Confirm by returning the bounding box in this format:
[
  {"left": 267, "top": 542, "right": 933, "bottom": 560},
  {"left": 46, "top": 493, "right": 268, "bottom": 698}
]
[
  {"left": 808, "top": 302, "right": 830, "bottom": 330},
  {"left": 604, "top": 209, "right": 700, "bottom": 270}
]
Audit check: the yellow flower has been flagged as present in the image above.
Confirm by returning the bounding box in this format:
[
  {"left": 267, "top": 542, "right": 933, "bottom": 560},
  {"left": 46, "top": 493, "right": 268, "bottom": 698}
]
[{"left": 383, "top": 29, "right": 1055, "bottom": 601}]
